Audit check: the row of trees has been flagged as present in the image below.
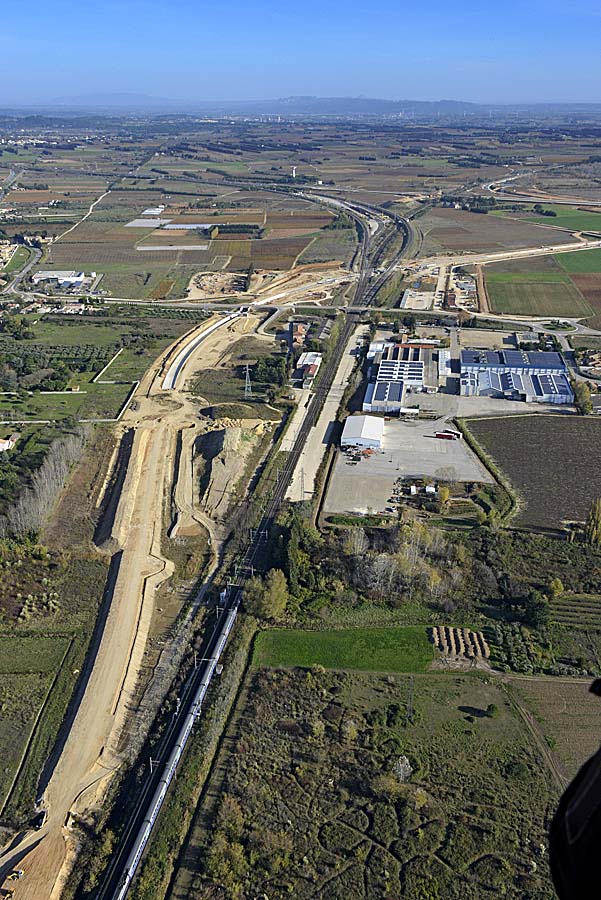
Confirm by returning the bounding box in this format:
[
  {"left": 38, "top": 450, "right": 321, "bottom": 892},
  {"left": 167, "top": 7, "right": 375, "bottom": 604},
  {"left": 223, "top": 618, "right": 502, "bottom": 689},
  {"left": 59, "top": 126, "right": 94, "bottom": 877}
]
[{"left": 1, "top": 427, "right": 88, "bottom": 537}]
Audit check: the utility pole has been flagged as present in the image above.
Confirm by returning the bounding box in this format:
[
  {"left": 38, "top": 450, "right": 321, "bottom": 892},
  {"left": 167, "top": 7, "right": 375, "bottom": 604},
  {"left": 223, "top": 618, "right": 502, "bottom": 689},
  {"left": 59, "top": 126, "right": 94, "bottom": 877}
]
[{"left": 406, "top": 675, "right": 414, "bottom": 725}]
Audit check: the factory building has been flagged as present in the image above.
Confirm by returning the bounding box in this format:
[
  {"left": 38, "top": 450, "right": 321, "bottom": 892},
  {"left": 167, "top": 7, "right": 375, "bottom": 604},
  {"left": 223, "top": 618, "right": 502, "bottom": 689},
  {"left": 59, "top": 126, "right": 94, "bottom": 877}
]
[
  {"left": 460, "top": 350, "right": 573, "bottom": 404},
  {"left": 341, "top": 415, "right": 384, "bottom": 449},
  {"left": 32, "top": 270, "right": 90, "bottom": 288},
  {"left": 363, "top": 341, "right": 425, "bottom": 413}
]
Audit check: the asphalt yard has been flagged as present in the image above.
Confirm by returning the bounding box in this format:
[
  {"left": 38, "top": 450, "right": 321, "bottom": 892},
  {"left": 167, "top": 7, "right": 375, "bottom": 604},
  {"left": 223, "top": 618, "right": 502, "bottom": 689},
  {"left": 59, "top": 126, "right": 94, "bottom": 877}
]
[{"left": 324, "top": 417, "right": 493, "bottom": 516}]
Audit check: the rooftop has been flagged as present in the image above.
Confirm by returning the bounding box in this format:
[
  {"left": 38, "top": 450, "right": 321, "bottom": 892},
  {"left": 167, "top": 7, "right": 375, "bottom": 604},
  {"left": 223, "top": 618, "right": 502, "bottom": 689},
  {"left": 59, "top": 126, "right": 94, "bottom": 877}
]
[
  {"left": 341, "top": 415, "right": 384, "bottom": 443},
  {"left": 461, "top": 349, "right": 566, "bottom": 370}
]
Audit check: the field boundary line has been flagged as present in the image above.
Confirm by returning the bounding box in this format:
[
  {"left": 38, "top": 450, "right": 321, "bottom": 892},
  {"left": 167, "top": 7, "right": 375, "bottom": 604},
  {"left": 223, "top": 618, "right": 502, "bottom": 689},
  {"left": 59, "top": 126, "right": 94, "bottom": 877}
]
[
  {"left": 455, "top": 417, "right": 520, "bottom": 524},
  {"left": 93, "top": 347, "right": 124, "bottom": 383}
]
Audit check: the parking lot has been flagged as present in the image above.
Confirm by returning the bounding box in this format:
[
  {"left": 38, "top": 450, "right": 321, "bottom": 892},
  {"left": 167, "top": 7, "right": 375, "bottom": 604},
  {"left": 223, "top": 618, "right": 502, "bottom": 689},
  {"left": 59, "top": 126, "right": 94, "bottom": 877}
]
[{"left": 324, "top": 417, "right": 493, "bottom": 517}]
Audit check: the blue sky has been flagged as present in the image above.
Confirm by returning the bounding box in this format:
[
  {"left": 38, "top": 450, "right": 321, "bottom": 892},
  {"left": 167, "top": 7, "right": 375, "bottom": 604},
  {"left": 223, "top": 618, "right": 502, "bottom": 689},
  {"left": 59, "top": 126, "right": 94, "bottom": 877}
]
[{"left": 1, "top": 0, "right": 600, "bottom": 104}]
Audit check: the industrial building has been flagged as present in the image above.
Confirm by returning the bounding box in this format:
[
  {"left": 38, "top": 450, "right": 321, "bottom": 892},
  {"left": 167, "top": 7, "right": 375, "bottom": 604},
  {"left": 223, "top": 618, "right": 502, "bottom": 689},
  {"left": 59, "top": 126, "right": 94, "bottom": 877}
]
[
  {"left": 295, "top": 351, "right": 323, "bottom": 388},
  {"left": 363, "top": 340, "right": 425, "bottom": 413},
  {"left": 31, "top": 270, "right": 94, "bottom": 289},
  {"left": 460, "top": 349, "right": 573, "bottom": 404},
  {"left": 341, "top": 415, "right": 384, "bottom": 449}
]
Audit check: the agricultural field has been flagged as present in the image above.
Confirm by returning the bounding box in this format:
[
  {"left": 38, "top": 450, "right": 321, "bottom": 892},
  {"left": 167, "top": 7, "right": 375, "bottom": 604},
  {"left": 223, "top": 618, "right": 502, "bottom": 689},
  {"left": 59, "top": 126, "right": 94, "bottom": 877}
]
[
  {"left": 0, "top": 431, "right": 111, "bottom": 822},
  {"left": 464, "top": 415, "right": 601, "bottom": 530},
  {"left": 253, "top": 625, "right": 434, "bottom": 673},
  {"left": 486, "top": 279, "right": 590, "bottom": 317},
  {"left": 419, "top": 207, "right": 575, "bottom": 254},
  {"left": 483, "top": 250, "right": 601, "bottom": 323},
  {"left": 518, "top": 205, "right": 601, "bottom": 233},
  {"left": 174, "top": 667, "right": 558, "bottom": 900},
  {"left": 0, "top": 312, "right": 207, "bottom": 422},
  {"left": 28, "top": 190, "right": 341, "bottom": 298},
  {"left": 512, "top": 678, "right": 600, "bottom": 779},
  {"left": 550, "top": 593, "right": 601, "bottom": 628}
]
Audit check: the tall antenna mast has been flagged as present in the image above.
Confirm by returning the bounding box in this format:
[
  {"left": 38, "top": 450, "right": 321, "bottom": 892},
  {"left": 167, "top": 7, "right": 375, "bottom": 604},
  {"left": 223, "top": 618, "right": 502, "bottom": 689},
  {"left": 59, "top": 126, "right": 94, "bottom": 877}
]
[{"left": 244, "top": 364, "right": 253, "bottom": 399}]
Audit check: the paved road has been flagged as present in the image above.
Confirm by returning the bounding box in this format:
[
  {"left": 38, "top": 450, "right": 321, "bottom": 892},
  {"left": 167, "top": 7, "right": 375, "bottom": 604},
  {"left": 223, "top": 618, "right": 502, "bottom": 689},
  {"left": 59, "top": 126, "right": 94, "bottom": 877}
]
[
  {"left": 407, "top": 237, "right": 601, "bottom": 271},
  {"left": 2, "top": 246, "right": 42, "bottom": 295},
  {"left": 286, "top": 325, "right": 368, "bottom": 502}
]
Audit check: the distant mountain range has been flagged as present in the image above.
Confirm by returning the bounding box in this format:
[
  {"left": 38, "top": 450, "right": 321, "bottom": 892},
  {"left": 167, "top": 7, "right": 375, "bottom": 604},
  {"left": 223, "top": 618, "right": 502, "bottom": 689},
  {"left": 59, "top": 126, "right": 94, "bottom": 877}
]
[
  {"left": 3, "top": 94, "right": 481, "bottom": 117},
  {"left": 2, "top": 94, "right": 601, "bottom": 120}
]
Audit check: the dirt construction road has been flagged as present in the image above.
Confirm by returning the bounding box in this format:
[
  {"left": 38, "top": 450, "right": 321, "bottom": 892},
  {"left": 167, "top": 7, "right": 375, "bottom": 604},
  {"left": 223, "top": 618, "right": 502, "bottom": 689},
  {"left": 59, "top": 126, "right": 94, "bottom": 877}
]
[{"left": 0, "top": 314, "right": 255, "bottom": 899}]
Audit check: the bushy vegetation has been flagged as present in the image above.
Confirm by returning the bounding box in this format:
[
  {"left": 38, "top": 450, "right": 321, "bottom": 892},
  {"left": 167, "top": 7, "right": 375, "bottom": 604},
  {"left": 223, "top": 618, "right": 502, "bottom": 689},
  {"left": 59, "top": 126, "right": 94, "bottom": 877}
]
[{"left": 184, "top": 668, "right": 555, "bottom": 900}]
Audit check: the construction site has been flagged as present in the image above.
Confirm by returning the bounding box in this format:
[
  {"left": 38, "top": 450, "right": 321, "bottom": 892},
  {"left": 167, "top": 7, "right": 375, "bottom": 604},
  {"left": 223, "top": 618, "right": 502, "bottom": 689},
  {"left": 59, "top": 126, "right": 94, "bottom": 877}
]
[{"left": 0, "top": 306, "right": 291, "bottom": 899}]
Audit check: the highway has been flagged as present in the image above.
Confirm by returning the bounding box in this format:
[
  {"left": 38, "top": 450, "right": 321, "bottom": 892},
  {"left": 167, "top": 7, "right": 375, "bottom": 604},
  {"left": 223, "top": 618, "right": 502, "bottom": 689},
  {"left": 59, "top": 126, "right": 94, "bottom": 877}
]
[
  {"left": 0, "top": 168, "right": 23, "bottom": 202},
  {"left": 93, "top": 190, "right": 407, "bottom": 900}
]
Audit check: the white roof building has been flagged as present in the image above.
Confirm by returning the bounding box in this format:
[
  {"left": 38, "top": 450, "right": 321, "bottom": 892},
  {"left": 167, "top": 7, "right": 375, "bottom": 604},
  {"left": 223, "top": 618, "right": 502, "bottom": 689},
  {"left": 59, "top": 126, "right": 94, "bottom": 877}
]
[
  {"left": 341, "top": 415, "right": 384, "bottom": 449},
  {"left": 32, "top": 270, "right": 87, "bottom": 286}
]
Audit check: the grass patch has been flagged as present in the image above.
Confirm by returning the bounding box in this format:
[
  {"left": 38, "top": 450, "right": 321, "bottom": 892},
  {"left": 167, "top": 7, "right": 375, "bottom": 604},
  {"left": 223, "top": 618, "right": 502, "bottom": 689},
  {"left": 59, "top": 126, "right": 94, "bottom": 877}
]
[
  {"left": 0, "top": 634, "right": 70, "bottom": 674},
  {"left": 253, "top": 625, "right": 434, "bottom": 673},
  {"left": 0, "top": 382, "right": 133, "bottom": 422}
]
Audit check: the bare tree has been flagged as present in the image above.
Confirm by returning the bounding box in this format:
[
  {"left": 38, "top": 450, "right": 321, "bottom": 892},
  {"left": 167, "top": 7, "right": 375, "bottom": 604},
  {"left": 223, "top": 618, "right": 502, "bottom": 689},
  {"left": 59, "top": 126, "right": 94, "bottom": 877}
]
[{"left": 343, "top": 527, "right": 368, "bottom": 559}]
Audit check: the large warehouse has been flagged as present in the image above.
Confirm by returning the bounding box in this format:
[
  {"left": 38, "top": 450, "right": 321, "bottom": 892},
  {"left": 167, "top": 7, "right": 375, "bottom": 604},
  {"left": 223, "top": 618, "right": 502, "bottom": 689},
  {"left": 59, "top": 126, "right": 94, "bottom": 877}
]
[
  {"left": 460, "top": 349, "right": 573, "bottom": 404},
  {"left": 341, "top": 415, "right": 384, "bottom": 449}
]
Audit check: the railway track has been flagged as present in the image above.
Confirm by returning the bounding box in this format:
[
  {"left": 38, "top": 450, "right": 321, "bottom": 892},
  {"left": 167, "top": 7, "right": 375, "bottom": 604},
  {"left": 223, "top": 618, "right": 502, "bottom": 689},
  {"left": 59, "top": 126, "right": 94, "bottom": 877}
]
[{"left": 94, "top": 187, "right": 406, "bottom": 900}]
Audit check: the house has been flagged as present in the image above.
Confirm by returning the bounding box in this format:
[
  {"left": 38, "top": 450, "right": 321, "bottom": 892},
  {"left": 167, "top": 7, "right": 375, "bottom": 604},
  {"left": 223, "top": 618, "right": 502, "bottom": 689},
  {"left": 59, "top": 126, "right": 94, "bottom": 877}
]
[
  {"left": 0, "top": 433, "right": 19, "bottom": 452},
  {"left": 296, "top": 351, "right": 322, "bottom": 388}
]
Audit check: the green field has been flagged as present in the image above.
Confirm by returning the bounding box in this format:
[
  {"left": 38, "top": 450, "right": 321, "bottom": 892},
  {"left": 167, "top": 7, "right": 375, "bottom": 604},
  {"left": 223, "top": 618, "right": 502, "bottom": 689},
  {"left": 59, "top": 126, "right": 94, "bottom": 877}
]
[
  {"left": 0, "top": 382, "right": 132, "bottom": 422},
  {"left": 29, "top": 319, "right": 136, "bottom": 347},
  {"left": 523, "top": 205, "right": 601, "bottom": 233},
  {"left": 485, "top": 270, "right": 571, "bottom": 284},
  {"left": 556, "top": 248, "right": 601, "bottom": 273},
  {"left": 253, "top": 625, "right": 434, "bottom": 672},
  {"left": 486, "top": 279, "right": 592, "bottom": 317},
  {"left": 2, "top": 245, "right": 31, "bottom": 274}
]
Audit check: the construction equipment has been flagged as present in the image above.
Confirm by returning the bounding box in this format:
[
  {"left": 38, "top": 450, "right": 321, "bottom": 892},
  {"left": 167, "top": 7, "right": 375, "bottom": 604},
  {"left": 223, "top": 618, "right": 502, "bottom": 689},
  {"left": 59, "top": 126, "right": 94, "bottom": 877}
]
[{"left": 6, "top": 872, "right": 24, "bottom": 882}]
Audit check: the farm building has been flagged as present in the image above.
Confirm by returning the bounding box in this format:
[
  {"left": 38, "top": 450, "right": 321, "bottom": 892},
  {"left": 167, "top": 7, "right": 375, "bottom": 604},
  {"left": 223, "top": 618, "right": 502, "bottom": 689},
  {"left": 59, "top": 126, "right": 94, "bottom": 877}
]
[
  {"left": 460, "top": 349, "right": 573, "bottom": 404},
  {"left": 341, "top": 415, "right": 384, "bottom": 449}
]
